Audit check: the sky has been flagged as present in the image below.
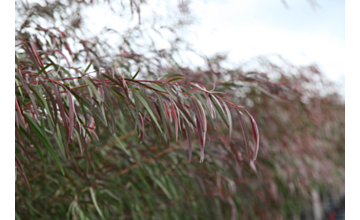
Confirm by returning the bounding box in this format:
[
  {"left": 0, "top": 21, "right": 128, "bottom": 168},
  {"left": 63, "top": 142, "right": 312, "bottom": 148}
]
[
  {"left": 186, "top": 0, "right": 345, "bottom": 93},
  {"left": 33, "top": 0, "right": 344, "bottom": 94}
]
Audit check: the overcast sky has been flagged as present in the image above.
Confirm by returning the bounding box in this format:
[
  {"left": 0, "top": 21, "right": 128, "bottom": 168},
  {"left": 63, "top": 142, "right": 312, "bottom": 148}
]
[
  {"left": 80, "top": 0, "right": 345, "bottom": 94},
  {"left": 186, "top": 0, "right": 344, "bottom": 92}
]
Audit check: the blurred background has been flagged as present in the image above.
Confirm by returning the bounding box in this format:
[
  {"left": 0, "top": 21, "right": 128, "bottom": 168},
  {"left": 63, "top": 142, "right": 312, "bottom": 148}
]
[{"left": 83, "top": 0, "right": 345, "bottom": 96}]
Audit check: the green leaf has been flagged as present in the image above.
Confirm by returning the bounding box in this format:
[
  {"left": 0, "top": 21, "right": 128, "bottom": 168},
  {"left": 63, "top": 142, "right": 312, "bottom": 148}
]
[
  {"left": 150, "top": 83, "right": 167, "bottom": 93},
  {"left": 129, "top": 85, "right": 141, "bottom": 132},
  {"left": 84, "top": 61, "right": 93, "bottom": 73},
  {"left": 210, "top": 95, "right": 229, "bottom": 127},
  {"left": 89, "top": 187, "right": 105, "bottom": 220},
  {"left": 131, "top": 68, "right": 141, "bottom": 80},
  {"left": 132, "top": 88, "right": 163, "bottom": 134},
  {"left": 112, "top": 133, "right": 128, "bottom": 153},
  {"left": 168, "top": 77, "right": 184, "bottom": 82},
  {"left": 25, "top": 114, "right": 65, "bottom": 175},
  {"left": 156, "top": 93, "right": 172, "bottom": 142},
  {"left": 18, "top": 126, "right": 46, "bottom": 171},
  {"left": 35, "top": 63, "right": 51, "bottom": 75},
  {"left": 159, "top": 73, "right": 184, "bottom": 80}
]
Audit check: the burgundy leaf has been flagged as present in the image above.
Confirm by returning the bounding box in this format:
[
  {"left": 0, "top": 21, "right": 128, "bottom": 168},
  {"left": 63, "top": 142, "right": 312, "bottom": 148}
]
[
  {"left": 173, "top": 99, "right": 196, "bottom": 128},
  {"left": 39, "top": 80, "right": 58, "bottom": 132},
  {"left": 235, "top": 106, "right": 260, "bottom": 161},
  {"left": 30, "top": 42, "right": 44, "bottom": 68},
  {"left": 170, "top": 101, "right": 178, "bottom": 141},
  {"left": 205, "top": 93, "right": 215, "bottom": 119},
  {"left": 15, "top": 98, "right": 25, "bottom": 126},
  {"left": 22, "top": 42, "right": 40, "bottom": 70},
  {"left": 191, "top": 98, "right": 205, "bottom": 162},
  {"left": 249, "top": 116, "right": 260, "bottom": 160},
  {"left": 16, "top": 70, "right": 39, "bottom": 118},
  {"left": 52, "top": 81, "right": 70, "bottom": 137},
  {"left": 64, "top": 41, "right": 73, "bottom": 57},
  {"left": 236, "top": 109, "right": 251, "bottom": 161},
  {"left": 15, "top": 111, "right": 19, "bottom": 128},
  {"left": 197, "top": 99, "right": 207, "bottom": 144},
  {"left": 15, "top": 156, "right": 31, "bottom": 192},
  {"left": 54, "top": 49, "right": 71, "bottom": 68},
  {"left": 222, "top": 100, "right": 232, "bottom": 150},
  {"left": 67, "top": 89, "right": 74, "bottom": 144},
  {"left": 241, "top": 109, "right": 260, "bottom": 161}
]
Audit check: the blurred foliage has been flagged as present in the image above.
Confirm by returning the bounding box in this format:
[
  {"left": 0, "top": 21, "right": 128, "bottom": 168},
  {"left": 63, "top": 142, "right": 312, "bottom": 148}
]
[{"left": 15, "top": 0, "right": 344, "bottom": 219}]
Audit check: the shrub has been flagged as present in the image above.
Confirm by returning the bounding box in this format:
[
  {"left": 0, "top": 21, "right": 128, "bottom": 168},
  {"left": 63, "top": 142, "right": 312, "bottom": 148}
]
[{"left": 15, "top": 1, "right": 344, "bottom": 219}]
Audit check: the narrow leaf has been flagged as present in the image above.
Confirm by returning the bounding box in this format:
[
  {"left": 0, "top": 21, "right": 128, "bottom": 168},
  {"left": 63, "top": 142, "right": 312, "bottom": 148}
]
[
  {"left": 15, "top": 97, "right": 25, "bottom": 126},
  {"left": 132, "top": 89, "right": 163, "bottom": 133},
  {"left": 18, "top": 126, "right": 46, "bottom": 171},
  {"left": 191, "top": 98, "right": 205, "bottom": 161},
  {"left": 131, "top": 68, "right": 140, "bottom": 80},
  {"left": 222, "top": 100, "right": 232, "bottom": 149},
  {"left": 184, "top": 122, "right": 193, "bottom": 162},
  {"left": 54, "top": 49, "right": 71, "bottom": 68},
  {"left": 236, "top": 109, "right": 251, "bottom": 161},
  {"left": 197, "top": 99, "right": 207, "bottom": 144},
  {"left": 210, "top": 95, "right": 229, "bottom": 127},
  {"left": 52, "top": 81, "right": 70, "bottom": 137},
  {"left": 15, "top": 156, "right": 31, "bottom": 192},
  {"left": 84, "top": 61, "right": 93, "bottom": 73},
  {"left": 16, "top": 70, "right": 39, "bottom": 118},
  {"left": 26, "top": 114, "right": 65, "bottom": 175},
  {"left": 89, "top": 187, "right": 105, "bottom": 220},
  {"left": 67, "top": 89, "right": 74, "bottom": 145},
  {"left": 239, "top": 108, "right": 260, "bottom": 161},
  {"left": 205, "top": 93, "right": 215, "bottom": 119},
  {"left": 168, "top": 77, "right": 184, "bottom": 82},
  {"left": 170, "top": 101, "right": 178, "bottom": 141},
  {"left": 159, "top": 73, "right": 184, "bottom": 80}
]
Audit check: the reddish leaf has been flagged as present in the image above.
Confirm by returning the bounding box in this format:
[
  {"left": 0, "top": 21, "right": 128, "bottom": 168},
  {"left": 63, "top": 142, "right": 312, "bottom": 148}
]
[
  {"left": 197, "top": 100, "right": 207, "bottom": 142},
  {"left": 54, "top": 49, "right": 71, "bottom": 68},
  {"left": 39, "top": 80, "right": 58, "bottom": 133},
  {"left": 239, "top": 108, "right": 260, "bottom": 161},
  {"left": 64, "top": 41, "right": 73, "bottom": 56},
  {"left": 191, "top": 98, "right": 204, "bottom": 161},
  {"left": 15, "top": 111, "right": 19, "bottom": 128},
  {"left": 67, "top": 89, "right": 74, "bottom": 144},
  {"left": 15, "top": 156, "right": 31, "bottom": 192},
  {"left": 222, "top": 100, "right": 232, "bottom": 150},
  {"left": 22, "top": 41, "right": 40, "bottom": 70},
  {"left": 16, "top": 70, "right": 39, "bottom": 119},
  {"left": 205, "top": 93, "right": 215, "bottom": 119},
  {"left": 249, "top": 115, "right": 260, "bottom": 160},
  {"left": 164, "top": 102, "right": 171, "bottom": 117},
  {"left": 173, "top": 98, "right": 196, "bottom": 128},
  {"left": 236, "top": 109, "right": 251, "bottom": 161},
  {"left": 52, "top": 81, "right": 70, "bottom": 137},
  {"left": 170, "top": 101, "right": 178, "bottom": 141},
  {"left": 30, "top": 42, "right": 44, "bottom": 68},
  {"left": 15, "top": 98, "right": 25, "bottom": 126}
]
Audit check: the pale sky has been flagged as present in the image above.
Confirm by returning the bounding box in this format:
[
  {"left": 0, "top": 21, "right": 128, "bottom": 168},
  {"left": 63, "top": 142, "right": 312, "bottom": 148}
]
[
  {"left": 27, "top": 0, "right": 344, "bottom": 93},
  {"left": 186, "top": 0, "right": 345, "bottom": 93}
]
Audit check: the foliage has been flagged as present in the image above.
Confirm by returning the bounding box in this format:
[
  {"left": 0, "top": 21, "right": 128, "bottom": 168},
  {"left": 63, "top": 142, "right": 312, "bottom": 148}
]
[{"left": 15, "top": 1, "right": 344, "bottom": 219}]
